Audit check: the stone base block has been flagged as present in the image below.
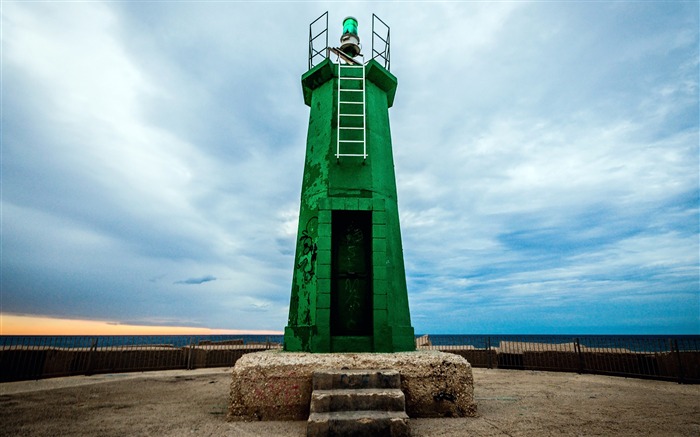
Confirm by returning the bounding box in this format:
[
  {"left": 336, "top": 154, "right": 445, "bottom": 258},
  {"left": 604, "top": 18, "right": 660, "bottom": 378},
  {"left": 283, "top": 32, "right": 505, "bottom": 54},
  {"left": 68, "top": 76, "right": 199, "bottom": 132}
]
[{"left": 228, "top": 350, "right": 476, "bottom": 421}]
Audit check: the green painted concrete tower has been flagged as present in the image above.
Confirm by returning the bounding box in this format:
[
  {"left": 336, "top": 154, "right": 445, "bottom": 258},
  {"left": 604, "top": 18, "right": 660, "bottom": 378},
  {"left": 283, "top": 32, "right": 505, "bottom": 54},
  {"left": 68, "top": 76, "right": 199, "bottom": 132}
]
[{"left": 284, "top": 16, "right": 414, "bottom": 353}]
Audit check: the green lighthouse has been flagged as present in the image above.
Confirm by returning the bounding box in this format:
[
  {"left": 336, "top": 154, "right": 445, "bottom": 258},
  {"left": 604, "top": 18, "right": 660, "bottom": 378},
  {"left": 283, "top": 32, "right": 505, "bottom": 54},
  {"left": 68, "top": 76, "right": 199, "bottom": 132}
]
[{"left": 284, "top": 15, "right": 414, "bottom": 353}]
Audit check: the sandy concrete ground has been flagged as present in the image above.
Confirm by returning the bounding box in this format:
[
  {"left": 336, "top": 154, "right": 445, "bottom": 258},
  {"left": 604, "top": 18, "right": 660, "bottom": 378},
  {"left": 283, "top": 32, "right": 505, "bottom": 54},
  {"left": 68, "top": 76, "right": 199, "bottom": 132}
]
[{"left": 1, "top": 367, "right": 698, "bottom": 436}]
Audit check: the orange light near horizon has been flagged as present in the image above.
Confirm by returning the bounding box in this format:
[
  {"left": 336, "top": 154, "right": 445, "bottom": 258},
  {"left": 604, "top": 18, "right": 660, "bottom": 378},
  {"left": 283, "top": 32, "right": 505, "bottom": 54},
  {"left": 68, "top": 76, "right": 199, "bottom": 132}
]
[{"left": 0, "top": 314, "right": 283, "bottom": 336}]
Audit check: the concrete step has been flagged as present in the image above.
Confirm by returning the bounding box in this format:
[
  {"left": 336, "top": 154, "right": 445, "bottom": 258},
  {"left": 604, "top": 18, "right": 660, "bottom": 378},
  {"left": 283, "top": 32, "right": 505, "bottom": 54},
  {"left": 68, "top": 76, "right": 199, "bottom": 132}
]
[
  {"left": 310, "top": 388, "right": 406, "bottom": 413},
  {"left": 307, "top": 410, "right": 410, "bottom": 437},
  {"left": 312, "top": 369, "right": 401, "bottom": 390}
]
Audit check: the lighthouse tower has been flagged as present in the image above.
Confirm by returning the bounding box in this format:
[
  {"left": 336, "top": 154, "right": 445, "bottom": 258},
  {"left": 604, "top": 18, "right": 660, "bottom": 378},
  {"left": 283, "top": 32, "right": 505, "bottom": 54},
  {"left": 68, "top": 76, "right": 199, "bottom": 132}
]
[{"left": 284, "top": 14, "right": 415, "bottom": 353}]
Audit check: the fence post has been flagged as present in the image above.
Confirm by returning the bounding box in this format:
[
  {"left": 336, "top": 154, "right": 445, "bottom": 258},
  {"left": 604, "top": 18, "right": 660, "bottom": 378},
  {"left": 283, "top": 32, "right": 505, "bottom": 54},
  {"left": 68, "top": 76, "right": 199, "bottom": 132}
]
[
  {"left": 672, "top": 339, "right": 685, "bottom": 384},
  {"left": 86, "top": 338, "right": 98, "bottom": 376},
  {"left": 575, "top": 338, "right": 584, "bottom": 374},
  {"left": 186, "top": 337, "right": 194, "bottom": 370},
  {"left": 486, "top": 337, "right": 492, "bottom": 369}
]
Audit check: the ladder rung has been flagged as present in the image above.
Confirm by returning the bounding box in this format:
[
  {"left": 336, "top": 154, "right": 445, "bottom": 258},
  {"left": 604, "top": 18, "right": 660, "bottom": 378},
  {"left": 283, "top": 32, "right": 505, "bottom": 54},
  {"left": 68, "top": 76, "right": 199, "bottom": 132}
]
[
  {"left": 339, "top": 65, "right": 364, "bottom": 69},
  {"left": 339, "top": 114, "right": 363, "bottom": 117},
  {"left": 339, "top": 140, "right": 364, "bottom": 143},
  {"left": 339, "top": 101, "right": 363, "bottom": 104},
  {"left": 339, "top": 89, "right": 363, "bottom": 92},
  {"left": 339, "top": 127, "right": 364, "bottom": 130},
  {"left": 339, "top": 77, "right": 364, "bottom": 80},
  {"left": 336, "top": 154, "right": 367, "bottom": 157}
]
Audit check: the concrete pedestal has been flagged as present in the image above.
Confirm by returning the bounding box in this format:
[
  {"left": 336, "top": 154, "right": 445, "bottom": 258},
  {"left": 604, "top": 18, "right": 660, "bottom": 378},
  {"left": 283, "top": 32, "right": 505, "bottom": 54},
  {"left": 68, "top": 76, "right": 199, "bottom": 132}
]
[{"left": 228, "top": 350, "right": 476, "bottom": 421}]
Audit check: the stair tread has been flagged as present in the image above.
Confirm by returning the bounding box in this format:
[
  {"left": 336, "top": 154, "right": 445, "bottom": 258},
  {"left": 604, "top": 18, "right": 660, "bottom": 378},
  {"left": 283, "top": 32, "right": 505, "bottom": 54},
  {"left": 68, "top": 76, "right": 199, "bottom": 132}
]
[
  {"left": 310, "top": 387, "right": 406, "bottom": 413},
  {"left": 312, "top": 388, "right": 404, "bottom": 396},
  {"left": 308, "top": 410, "right": 409, "bottom": 421},
  {"left": 312, "top": 369, "right": 402, "bottom": 390},
  {"left": 314, "top": 369, "right": 398, "bottom": 375}
]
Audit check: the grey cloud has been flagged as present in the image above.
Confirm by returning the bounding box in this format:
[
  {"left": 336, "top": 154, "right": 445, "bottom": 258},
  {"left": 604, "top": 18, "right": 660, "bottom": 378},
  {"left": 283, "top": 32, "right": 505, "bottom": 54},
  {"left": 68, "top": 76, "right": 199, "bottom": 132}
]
[{"left": 175, "top": 275, "right": 217, "bottom": 285}]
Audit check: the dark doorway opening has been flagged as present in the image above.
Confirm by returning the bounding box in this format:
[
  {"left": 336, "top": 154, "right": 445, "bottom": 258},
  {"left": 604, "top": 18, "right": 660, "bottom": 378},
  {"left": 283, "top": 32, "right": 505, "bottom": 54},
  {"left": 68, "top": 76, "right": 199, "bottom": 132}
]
[{"left": 331, "top": 210, "right": 373, "bottom": 336}]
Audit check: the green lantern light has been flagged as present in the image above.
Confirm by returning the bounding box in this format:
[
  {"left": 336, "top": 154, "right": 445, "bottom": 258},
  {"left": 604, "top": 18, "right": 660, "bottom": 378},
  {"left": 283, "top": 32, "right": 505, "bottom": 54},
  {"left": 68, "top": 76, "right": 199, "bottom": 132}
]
[
  {"left": 340, "top": 16, "right": 361, "bottom": 57},
  {"left": 342, "top": 16, "right": 358, "bottom": 36}
]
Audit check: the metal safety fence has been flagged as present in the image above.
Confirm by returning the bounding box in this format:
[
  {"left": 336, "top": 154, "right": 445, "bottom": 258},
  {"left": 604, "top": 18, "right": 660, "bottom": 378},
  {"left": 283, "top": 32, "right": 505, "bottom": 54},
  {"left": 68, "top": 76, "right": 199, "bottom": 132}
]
[
  {"left": 1, "top": 335, "right": 698, "bottom": 383},
  {"left": 0, "top": 335, "right": 281, "bottom": 382},
  {"left": 418, "top": 335, "right": 700, "bottom": 384}
]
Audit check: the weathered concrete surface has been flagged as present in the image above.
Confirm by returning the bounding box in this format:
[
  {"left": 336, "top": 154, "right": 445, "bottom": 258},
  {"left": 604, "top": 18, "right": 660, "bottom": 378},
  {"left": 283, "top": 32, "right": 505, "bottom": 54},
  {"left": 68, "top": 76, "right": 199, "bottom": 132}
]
[
  {"left": 2, "top": 368, "right": 699, "bottom": 436},
  {"left": 228, "top": 350, "right": 476, "bottom": 421}
]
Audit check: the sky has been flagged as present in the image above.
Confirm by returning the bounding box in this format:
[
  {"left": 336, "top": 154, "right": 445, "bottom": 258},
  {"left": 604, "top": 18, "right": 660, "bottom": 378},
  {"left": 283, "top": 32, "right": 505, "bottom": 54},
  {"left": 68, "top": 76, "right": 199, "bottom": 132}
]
[{"left": 1, "top": 1, "right": 698, "bottom": 335}]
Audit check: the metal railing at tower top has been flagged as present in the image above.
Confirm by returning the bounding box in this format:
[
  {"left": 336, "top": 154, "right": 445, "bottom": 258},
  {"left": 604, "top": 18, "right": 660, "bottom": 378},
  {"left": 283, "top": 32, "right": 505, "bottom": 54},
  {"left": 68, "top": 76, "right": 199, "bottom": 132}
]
[
  {"left": 308, "top": 11, "right": 329, "bottom": 70},
  {"left": 307, "top": 13, "right": 392, "bottom": 71},
  {"left": 371, "top": 14, "right": 390, "bottom": 70}
]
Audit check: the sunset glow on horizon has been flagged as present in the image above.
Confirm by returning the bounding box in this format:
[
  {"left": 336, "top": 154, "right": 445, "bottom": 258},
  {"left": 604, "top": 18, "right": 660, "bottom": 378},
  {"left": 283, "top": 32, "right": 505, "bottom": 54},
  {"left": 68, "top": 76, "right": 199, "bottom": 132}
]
[{"left": 0, "top": 314, "right": 283, "bottom": 336}]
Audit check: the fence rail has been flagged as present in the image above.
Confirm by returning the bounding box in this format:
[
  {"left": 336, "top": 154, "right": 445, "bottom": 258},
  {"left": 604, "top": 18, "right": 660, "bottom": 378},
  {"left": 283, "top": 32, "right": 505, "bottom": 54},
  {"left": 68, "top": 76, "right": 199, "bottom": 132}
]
[{"left": 1, "top": 335, "right": 698, "bottom": 383}]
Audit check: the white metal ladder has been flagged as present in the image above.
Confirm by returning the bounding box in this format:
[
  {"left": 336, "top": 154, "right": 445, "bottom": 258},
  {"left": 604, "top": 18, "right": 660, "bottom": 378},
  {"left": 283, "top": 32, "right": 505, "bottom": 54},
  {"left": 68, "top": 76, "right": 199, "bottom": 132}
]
[{"left": 336, "top": 62, "right": 367, "bottom": 161}]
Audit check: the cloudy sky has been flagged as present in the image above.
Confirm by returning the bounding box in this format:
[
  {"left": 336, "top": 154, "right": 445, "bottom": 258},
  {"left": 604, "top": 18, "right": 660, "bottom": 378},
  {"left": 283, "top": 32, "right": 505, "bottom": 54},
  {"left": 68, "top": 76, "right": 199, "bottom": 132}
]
[{"left": 2, "top": 1, "right": 698, "bottom": 335}]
